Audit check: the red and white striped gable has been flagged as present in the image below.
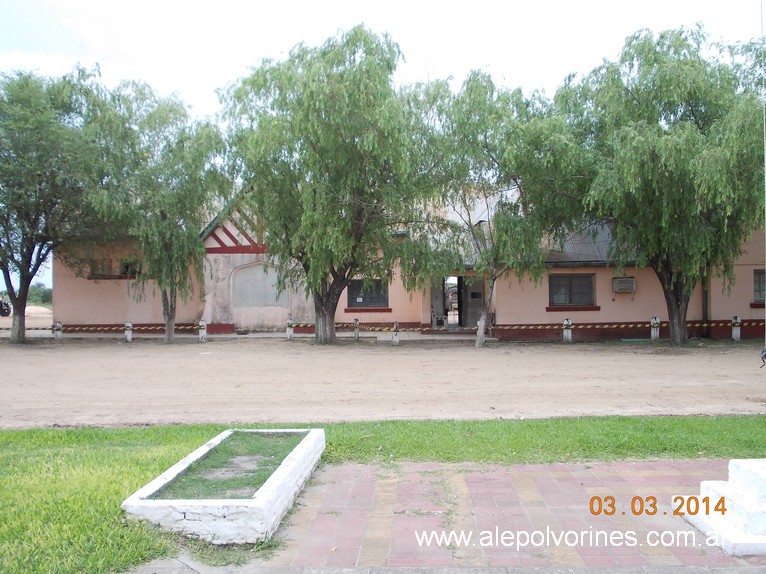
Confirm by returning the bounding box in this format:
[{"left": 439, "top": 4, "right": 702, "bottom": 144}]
[{"left": 203, "top": 209, "right": 267, "bottom": 254}]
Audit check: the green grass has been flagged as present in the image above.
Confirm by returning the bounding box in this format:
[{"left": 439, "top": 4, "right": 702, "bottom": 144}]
[
  {"left": 151, "top": 431, "right": 306, "bottom": 499},
  {"left": 1, "top": 416, "right": 764, "bottom": 573},
  {"left": 323, "top": 416, "right": 766, "bottom": 463},
  {"left": 0, "top": 425, "right": 227, "bottom": 574}
]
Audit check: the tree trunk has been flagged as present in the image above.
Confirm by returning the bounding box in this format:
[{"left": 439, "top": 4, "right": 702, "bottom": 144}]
[
  {"left": 701, "top": 267, "right": 710, "bottom": 338},
  {"left": 474, "top": 276, "right": 496, "bottom": 348},
  {"left": 654, "top": 265, "right": 693, "bottom": 346},
  {"left": 314, "top": 300, "right": 336, "bottom": 344},
  {"left": 161, "top": 289, "right": 176, "bottom": 345},
  {"left": 11, "top": 306, "right": 26, "bottom": 344},
  {"left": 665, "top": 296, "right": 689, "bottom": 346},
  {"left": 8, "top": 276, "right": 31, "bottom": 344},
  {"left": 475, "top": 311, "right": 488, "bottom": 348},
  {"left": 312, "top": 278, "right": 345, "bottom": 345}
]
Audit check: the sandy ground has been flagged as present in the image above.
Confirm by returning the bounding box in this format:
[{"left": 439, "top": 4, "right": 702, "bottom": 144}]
[{"left": 1, "top": 307, "right": 765, "bottom": 429}]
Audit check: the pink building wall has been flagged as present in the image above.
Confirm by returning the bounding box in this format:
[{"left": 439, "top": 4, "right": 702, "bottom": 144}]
[
  {"left": 708, "top": 229, "right": 764, "bottom": 322},
  {"left": 490, "top": 229, "right": 764, "bottom": 341},
  {"left": 493, "top": 267, "right": 702, "bottom": 324},
  {"left": 50, "top": 228, "right": 764, "bottom": 340},
  {"left": 52, "top": 247, "right": 203, "bottom": 329},
  {"left": 334, "top": 269, "right": 428, "bottom": 329}
]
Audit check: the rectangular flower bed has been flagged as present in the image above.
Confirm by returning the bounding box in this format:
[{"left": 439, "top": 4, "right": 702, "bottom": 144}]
[{"left": 121, "top": 428, "right": 325, "bottom": 544}]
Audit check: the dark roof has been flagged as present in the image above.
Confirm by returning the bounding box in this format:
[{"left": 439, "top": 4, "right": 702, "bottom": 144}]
[
  {"left": 200, "top": 212, "right": 224, "bottom": 241},
  {"left": 200, "top": 189, "right": 251, "bottom": 241},
  {"left": 544, "top": 225, "right": 614, "bottom": 267}
]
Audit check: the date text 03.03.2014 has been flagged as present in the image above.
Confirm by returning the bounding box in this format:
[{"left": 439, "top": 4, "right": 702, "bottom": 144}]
[{"left": 589, "top": 495, "right": 726, "bottom": 517}]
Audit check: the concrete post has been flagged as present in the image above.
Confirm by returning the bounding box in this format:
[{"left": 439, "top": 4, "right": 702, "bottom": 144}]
[
  {"left": 53, "top": 321, "right": 63, "bottom": 340},
  {"left": 198, "top": 320, "right": 207, "bottom": 343},
  {"left": 650, "top": 316, "right": 660, "bottom": 341},
  {"left": 286, "top": 319, "right": 294, "bottom": 341},
  {"left": 392, "top": 320, "right": 400, "bottom": 346},
  {"left": 732, "top": 315, "right": 741, "bottom": 341},
  {"left": 562, "top": 318, "right": 573, "bottom": 343},
  {"left": 354, "top": 318, "right": 359, "bottom": 341},
  {"left": 124, "top": 321, "right": 133, "bottom": 343}
]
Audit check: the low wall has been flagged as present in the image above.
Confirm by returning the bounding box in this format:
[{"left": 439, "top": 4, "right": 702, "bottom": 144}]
[{"left": 494, "top": 320, "right": 766, "bottom": 342}]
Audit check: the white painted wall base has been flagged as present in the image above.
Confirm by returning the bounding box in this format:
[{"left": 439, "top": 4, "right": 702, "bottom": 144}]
[
  {"left": 121, "top": 428, "right": 325, "bottom": 545},
  {"left": 684, "top": 459, "right": 766, "bottom": 556}
]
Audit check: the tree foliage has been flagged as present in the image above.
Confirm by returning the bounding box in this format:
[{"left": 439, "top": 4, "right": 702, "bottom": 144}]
[
  {"left": 576, "top": 27, "right": 763, "bottom": 345},
  {"left": 442, "top": 72, "right": 595, "bottom": 346},
  {"left": 225, "top": 25, "right": 455, "bottom": 343},
  {"left": 3, "top": 25, "right": 760, "bottom": 348},
  {"left": 97, "top": 83, "right": 230, "bottom": 343},
  {"left": 0, "top": 69, "right": 106, "bottom": 342}
]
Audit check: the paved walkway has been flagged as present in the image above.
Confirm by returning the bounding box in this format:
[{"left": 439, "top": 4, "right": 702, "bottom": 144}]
[{"left": 129, "top": 459, "right": 766, "bottom": 573}]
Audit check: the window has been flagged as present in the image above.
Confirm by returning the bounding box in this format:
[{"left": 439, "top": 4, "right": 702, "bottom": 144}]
[
  {"left": 755, "top": 270, "right": 765, "bottom": 303},
  {"left": 88, "top": 258, "right": 113, "bottom": 279},
  {"left": 347, "top": 279, "right": 388, "bottom": 308},
  {"left": 549, "top": 274, "right": 594, "bottom": 306},
  {"left": 88, "top": 258, "right": 140, "bottom": 280},
  {"left": 120, "top": 259, "right": 140, "bottom": 279}
]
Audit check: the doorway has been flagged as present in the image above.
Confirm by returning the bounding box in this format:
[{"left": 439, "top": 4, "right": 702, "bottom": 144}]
[
  {"left": 433, "top": 275, "right": 484, "bottom": 329},
  {"left": 445, "top": 276, "right": 459, "bottom": 326}
]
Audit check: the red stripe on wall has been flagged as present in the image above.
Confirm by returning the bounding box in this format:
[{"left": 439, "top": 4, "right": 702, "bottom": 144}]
[
  {"left": 219, "top": 224, "right": 241, "bottom": 247},
  {"left": 228, "top": 217, "right": 259, "bottom": 249},
  {"left": 205, "top": 245, "right": 268, "bottom": 254},
  {"left": 208, "top": 231, "right": 227, "bottom": 248}
]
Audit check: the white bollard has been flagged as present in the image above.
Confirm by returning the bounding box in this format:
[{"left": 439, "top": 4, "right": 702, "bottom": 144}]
[
  {"left": 53, "top": 321, "right": 63, "bottom": 339},
  {"left": 124, "top": 321, "right": 133, "bottom": 343},
  {"left": 198, "top": 320, "right": 207, "bottom": 343},
  {"left": 286, "top": 319, "right": 294, "bottom": 341},
  {"left": 354, "top": 318, "right": 360, "bottom": 341},
  {"left": 732, "top": 315, "right": 741, "bottom": 341},
  {"left": 392, "top": 321, "right": 400, "bottom": 346},
  {"left": 562, "top": 318, "right": 573, "bottom": 343},
  {"left": 650, "top": 316, "right": 660, "bottom": 341}
]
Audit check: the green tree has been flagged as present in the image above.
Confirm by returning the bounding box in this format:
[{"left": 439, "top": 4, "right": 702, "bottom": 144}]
[
  {"left": 579, "top": 27, "right": 763, "bottom": 345},
  {"left": 443, "top": 72, "right": 594, "bottom": 346},
  {"left": 28, "top": 282, "right": 52, "bottom": 305},
  {"left": 0, "top": 69, "right": 105, "bottom": 343},
  {"left": 225, "top": 26, "right": 454, "bottom": 344},
  {"left": 102, "top": 83, "right": 229, "bottom": 344}
]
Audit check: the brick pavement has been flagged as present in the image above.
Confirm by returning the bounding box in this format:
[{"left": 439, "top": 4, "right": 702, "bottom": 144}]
[
  {"left": 259, "top": 460, "right": 766, "bottom": 570},
  {"left": 129, "top": 459, "right": 766, "bottom": 573}
]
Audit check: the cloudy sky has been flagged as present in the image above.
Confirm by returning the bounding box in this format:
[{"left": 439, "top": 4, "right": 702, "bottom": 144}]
[
  {"left": 1, "top": 0, "right": 763, "bottom": 286},
  {"left": 2, "top": 0, "right": 762, "bottom": 118}
]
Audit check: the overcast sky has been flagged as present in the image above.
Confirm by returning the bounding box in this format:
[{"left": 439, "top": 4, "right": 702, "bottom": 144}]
[
  {"left": 2, "top": 0, "right": 762, "bottom": 117},
  {"left": 1, "top": 0, "right": 763, "bottom": 287}
]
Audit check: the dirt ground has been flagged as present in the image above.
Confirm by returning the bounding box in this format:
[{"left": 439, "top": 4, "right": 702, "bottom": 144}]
[{"left": 1, "top": 308, "right": 765, "bottom": 429}]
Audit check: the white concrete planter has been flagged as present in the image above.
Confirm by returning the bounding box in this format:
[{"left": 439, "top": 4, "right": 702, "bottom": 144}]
[
  {"left": 121, "top": 428, "right": 325, "bottom": 544},
  {"left": 684, "top": 458, "right": 766, "bottom": 556}
]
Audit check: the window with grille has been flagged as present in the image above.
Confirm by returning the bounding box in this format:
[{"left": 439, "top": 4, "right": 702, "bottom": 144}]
[
  {"left": 755, "top": 270, "right": 765, "bottom": 303},
  {"left": 347, "top": 279, "right": 388, "bottom": 308},
  {"left": 549, "top": 274, "right": 594, "bottom": 306}
]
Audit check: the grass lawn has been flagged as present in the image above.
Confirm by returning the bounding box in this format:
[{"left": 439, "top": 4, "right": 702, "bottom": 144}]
[
  {"left": 150, "top": 431, "right": 307, "bottom": 500},
  {"left": 1, "top": 416, "right": 764, "bottom": 573}
]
